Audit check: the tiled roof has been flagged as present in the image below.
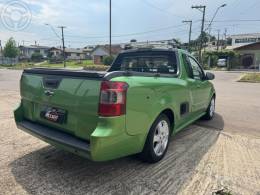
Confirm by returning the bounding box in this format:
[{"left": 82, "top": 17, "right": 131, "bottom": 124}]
[{"left": 92, "top": 45, "right": 123, "bottom": 55}]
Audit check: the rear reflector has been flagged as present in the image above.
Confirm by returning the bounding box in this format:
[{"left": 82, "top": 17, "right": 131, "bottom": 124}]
[{"left": 98, "top": 81, "right": 128, "bottom": 117}]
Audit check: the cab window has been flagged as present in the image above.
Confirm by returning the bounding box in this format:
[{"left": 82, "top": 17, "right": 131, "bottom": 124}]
[
  {"left": 110, "top": 51, "right": 178, "bottom": 75},
  {"left": 182, "top": 54, "right": 193, "bottom": 78}
]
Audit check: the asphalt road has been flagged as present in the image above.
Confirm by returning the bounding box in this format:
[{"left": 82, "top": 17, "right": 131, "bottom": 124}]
[
  {"left": 0, "top": 69, "right": 259, "bottom": 195},
  {"left": 198, "top": 71, "right": 260, "bottom": 137}
]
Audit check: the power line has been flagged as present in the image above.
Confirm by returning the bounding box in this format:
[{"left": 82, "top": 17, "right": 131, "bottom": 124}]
[
  {"left": 141, "top": 0, "right": 184, "bottom": 18},
  {"left": 206, "top": 19, "right": 260, "bottom": 23},
  {"left": 65, "top": 23, "right": 202, "bottom": 40},
  {"left": 239, "top": 1, "right": 260, "bottom": 14}
]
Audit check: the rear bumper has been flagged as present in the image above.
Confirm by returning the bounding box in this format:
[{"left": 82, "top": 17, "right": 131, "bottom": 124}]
[
  {"left": 14, "top": 104, "right": 145, "bottom": 161},
  {"left": 17, "top": 120, "right": 91, "bottom": 158}
]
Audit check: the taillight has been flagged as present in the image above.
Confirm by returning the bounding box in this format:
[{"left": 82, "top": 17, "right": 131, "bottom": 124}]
[{"left": 98, "top": 81, "right": 128, "bottom": 117}]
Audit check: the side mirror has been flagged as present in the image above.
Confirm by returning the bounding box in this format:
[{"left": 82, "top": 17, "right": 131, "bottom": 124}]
[{"left": 205, "top": 72, "right": 215, "bottom": 80}]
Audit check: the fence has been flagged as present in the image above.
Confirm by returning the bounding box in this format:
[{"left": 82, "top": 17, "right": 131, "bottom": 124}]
[{"left": 0, "top": 56, "right": 19, "bottom": 65}]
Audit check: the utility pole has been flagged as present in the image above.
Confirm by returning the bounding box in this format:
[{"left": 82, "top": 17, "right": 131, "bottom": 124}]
[
  {"left": 224, "top": 28, "right": 227, "bottom": 40},
  {"left": 109, "top": 0, "right": 112, "bottom": 56},
  {"left": 182, "top": 20, "right": 192, "bottom": 51},
  {"left": 224, "top": 28, "right": 227, "bottom": 48},
  {"left": 58, "top": 26, "right": 66, "bottom": 68},
  {"left": 217, "top": 29, "right": 220, "bottom": 51},
  {"left": 192, "top": 5, "right": 206, "bottom": 63}
]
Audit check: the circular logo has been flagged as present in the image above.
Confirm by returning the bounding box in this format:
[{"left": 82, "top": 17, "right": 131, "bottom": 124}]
[{"left": 1, "top": 0, "right": 31, "bottom": 31}]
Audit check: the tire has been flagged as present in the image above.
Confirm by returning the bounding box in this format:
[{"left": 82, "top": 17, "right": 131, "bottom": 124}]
[
  {"left": 140, "top": 114, "right": 171, "bottom": 163},
  {"left": 202, "top": 96, "right": 215, "bottom": 120}
]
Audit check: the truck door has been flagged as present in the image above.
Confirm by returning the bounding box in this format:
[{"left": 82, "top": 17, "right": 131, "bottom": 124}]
[{"left": 184, "top": 55, "right": 210, "bottom": 113}]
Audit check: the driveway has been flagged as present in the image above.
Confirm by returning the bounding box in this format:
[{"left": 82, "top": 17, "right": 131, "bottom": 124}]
[{"left": 0, "top": 69, "right": 259, "bottom": 195}]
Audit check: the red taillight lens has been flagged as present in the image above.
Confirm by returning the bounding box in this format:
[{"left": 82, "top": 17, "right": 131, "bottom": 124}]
[{"left": 98, "top": 81, "right": 128, "bottom": 117}]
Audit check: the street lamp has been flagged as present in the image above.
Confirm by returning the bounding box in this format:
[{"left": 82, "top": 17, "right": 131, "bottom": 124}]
[
  {"left": 206, "top": 4, "right": 227, "bottom": 32},
  {"left": 45, "top": 23, "right": 61, "bottom": 39}
]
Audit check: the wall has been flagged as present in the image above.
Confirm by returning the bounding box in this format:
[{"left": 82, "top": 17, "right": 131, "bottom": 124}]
[
  {"left": 0, "top": 57, "right": 18, "bottom": 65},
  {"left": 21, "top": 48, "right": 49, "bottom": 58},
  {"left": 237, "top": 50, "right": 260, "bottom": 65}
]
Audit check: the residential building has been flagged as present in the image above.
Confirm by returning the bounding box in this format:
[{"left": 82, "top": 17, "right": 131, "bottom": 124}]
[
  {"left": 234, "top": 42, "right": 260, "bottom": 69},
  {"left": 49, "top": 47, "right": 62, "bottom": 58},
  {"left": 65, "top": 48, "right": 86, "bottom": 60},
  {"left": 83, "top": 45, "right": 95, "bottom": 59},
  {"left": 91, "top": 45, "right": 123, "bottom": 65},
  {"left": 228, "top": 33, "right": 260, "bottom": 47},
  {"left": 19, "top": 45, "right": 50, "bottom": 59},
  {"left": 49, "top": 47, "right": 87, "bottom": 60}
]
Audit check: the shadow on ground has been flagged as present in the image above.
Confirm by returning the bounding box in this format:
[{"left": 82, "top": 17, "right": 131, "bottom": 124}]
[
  {"left": 10, "top": 124, "right": 222, "bottom": 194},
  {"left": 196, "top": 113, "right": 225, "bottom": 131}
]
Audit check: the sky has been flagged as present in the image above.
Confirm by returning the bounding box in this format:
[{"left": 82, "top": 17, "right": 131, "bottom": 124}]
[{"left": 0, "top": 0, "right": 260, "bottom": 48}]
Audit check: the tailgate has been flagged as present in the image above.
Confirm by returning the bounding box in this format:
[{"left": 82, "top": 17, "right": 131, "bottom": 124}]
[{"left": 20, "top": 69, "right": 105, "bottom": 141}]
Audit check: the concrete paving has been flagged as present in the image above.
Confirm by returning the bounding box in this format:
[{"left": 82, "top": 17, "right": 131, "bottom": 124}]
[{"left": 0, "top": 69, "right": 259, "bottom": 195}]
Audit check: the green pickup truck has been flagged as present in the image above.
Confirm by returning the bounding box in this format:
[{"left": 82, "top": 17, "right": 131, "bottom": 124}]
[{"left": 14, "top": 48, "right": 215, "bottom": 163}]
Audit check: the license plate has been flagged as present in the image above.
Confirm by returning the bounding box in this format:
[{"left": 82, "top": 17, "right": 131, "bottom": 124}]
[{"left": 40, "top": 107, "right": 67, "bottom": 124}]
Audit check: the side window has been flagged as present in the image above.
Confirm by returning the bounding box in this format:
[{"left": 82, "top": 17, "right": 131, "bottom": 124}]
[
  {"left": 182, "top": 54, "right": 193, "bottom": 78},
  {"left": 188, "top": 57, "right": 204, "bottom": 80}
]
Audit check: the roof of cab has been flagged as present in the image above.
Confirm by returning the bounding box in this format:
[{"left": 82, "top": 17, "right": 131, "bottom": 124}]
[{"left": 120, "top": 47, "right": 179, "bottom": 54}]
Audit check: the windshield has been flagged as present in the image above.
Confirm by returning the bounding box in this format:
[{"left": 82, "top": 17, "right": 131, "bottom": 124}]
[{"left": 110, "top": 51, "right": 178, "bottom": 74}]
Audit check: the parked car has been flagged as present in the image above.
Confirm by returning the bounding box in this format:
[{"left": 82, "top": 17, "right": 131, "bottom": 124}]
[
  {"left": 14, "top": 48, "right": 216, "bottom": 163},
  {"left": 217, "top": 58, "right": 227, "bottom": 67}
]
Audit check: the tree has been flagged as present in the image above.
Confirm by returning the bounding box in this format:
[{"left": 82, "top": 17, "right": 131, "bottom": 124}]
[
  {"left": 188, "top": 32, "right": 216, "bottom": 52},
  {"left": 47, "top": 51, "right": 53, "bottom": 59},
  {"left": 102, "top": 56, "right": 114, "bottom": 66},
  {"left": 31, "top": 52, "right": 43, "bottom": 62},
  {"left": 3, "top": 37, "right": 19, "bottom": 58},
  {"left": 196, "top": 31, "right": 216, "bottom": 43}
]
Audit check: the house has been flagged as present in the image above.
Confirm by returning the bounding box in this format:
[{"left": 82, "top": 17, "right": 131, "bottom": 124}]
[
  {"left": 91, "top": 45, "right": 122, "bottom": 65},
  {"left": 49, "top": 47, "right": 62, "bottom": 58},
  {"left": 83, "top": 45, "right": 95, "bottom": 59},
  {"left": 228, "top": 33, "right": 260, "bottom": 48},
  {"left": 234, "top": 42, "right": 260, "bottom": 69},
  {"left": 49, "top": 47, "right": 86, "bottom": 60},
  {"left": 65, "top": 48, "right": 86, "bottom": 60},
  {"left": 19, "top": 45, "right": 50, "bottom": 59}
]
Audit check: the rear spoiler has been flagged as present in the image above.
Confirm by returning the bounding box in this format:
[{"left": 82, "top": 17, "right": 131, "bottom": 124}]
[{"left": 23, "top": 68, "right": 106, "bottom": 79}]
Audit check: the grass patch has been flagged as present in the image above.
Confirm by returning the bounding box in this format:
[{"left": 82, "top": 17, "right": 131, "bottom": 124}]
[
  {"left": 38, "top": 60, "right": 94, "bottom": 68},
  {"left": 83, "top": 65, "right": 109, "bottom": 71},
  {"left": 0, "top": 63, "right": 34, "bottom": 69},
  {"left": 238, "top": 72, "right": 260, "bottom": 83},
  {"left": 0, "top": 60, "right": 101, "bottom": 70}
]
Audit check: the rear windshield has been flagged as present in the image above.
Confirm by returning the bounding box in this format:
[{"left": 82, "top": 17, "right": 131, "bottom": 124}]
[{"left": 110, "top": 51, "right": 178, "bottom": 74}]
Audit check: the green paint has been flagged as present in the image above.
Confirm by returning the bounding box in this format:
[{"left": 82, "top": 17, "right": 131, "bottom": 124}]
[{"left": 14, "top": 49, "right": 215, "bottom": 161}]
